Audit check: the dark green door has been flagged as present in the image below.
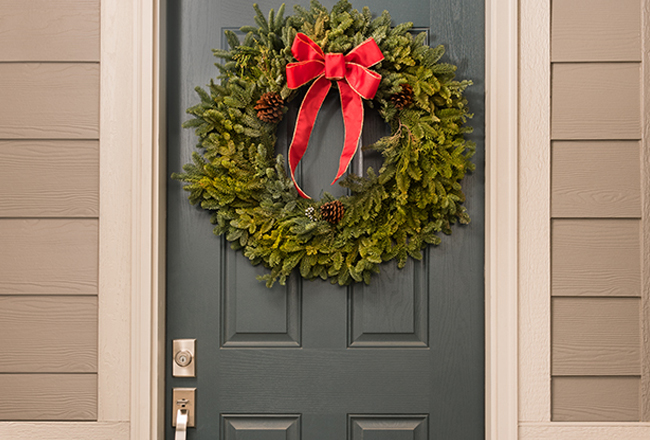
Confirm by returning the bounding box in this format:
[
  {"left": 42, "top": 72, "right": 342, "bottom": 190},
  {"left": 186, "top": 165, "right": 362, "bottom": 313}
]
[{"left": 166, "top": 0, "right": 484, "bottom": 438}]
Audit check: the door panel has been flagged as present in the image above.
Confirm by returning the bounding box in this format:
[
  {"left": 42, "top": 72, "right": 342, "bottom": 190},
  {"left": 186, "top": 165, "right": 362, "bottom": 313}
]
[
  {"left": 222, "top": 414, "right": 301, "bottom": 439},
  {"left": 166, "top": 0, "right": 485, "bottom": 438},
  {"left": 349, "top": 259, "right": 428, "bottom": 347},
  {"left": 221, "top": 250, "right": 302, "bottom": 347}
]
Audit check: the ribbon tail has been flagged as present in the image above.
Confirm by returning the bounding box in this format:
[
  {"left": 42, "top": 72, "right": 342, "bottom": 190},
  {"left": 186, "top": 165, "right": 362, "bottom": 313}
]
[
  {"left": 332, "top": 80, "right": 364, "bottom": 184},
  {"left": 288, "top": 76, "right": 331, "bottom": 199}
]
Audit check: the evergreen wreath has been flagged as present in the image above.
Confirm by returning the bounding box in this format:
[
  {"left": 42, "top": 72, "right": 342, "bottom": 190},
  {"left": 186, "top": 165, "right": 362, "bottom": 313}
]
[{"left": 173, "top": 0, "right": 475, "bottom": 287}]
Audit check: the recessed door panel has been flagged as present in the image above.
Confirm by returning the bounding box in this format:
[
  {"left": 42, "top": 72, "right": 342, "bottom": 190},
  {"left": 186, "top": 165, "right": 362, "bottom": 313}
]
[
  {"left": 348, "top": 259, "right": 428, "bottom": 347},
  {"left": 222, "top": 415, "right": 300, "bottom": 440},
  {"left": 349, "top": 415, "right": 428, "bottom": 440},
  {"left": 222, "top": 247, "right": 302, "bottom": 347}
]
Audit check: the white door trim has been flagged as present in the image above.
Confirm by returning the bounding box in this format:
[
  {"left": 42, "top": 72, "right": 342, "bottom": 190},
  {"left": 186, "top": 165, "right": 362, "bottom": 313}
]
[
  {"left": 485, "top": 0, "right": 519, "bottom": 437},
  {"left": 518, "top": 0, "right": 552, "bottom": 424},
  {"left": 129, "top": 0, "right": 166, "bottom": 438},
  {"left": 128, "top": 0, "right": 521, "bottom": 439}
]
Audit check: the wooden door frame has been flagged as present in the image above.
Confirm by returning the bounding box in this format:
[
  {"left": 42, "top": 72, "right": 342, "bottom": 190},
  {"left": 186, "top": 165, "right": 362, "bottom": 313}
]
[{"left": 122, "top": 0, "right": 520, "bottom": 439}]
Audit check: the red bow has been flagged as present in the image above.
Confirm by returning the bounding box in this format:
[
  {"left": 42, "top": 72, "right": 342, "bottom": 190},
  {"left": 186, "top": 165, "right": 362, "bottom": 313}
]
[{"left": 285, "top": 33, "right": 384, "bottom": 199}]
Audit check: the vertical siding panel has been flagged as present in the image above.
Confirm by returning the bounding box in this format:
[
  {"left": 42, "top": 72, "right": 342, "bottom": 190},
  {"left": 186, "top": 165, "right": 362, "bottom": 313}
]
[
  {"left": 0, "top": 0, "right": 102, "bottom": 427},
  {"left": 519, "top": 0, "right": 552, "bottom": 421},
  {"left": 641, "top": 0, "right": 650, "bottom": 421},
  {"left": 551, "top": 0, "right": 643, "bottom": 423}
]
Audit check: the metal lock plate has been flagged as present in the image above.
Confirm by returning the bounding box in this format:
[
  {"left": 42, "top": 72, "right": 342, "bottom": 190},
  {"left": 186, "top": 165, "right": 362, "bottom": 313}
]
[
  {"left": 172, "top": 339, "right": 196, "bottom": 377},
  {"left": 172, "top": 387, "right": 196, "bottom": 427}
]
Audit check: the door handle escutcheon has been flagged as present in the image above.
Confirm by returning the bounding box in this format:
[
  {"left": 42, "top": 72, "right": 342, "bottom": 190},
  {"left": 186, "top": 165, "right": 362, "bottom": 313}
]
[{"left": 172, "top": 387, "right": 195, "bottom": 428}]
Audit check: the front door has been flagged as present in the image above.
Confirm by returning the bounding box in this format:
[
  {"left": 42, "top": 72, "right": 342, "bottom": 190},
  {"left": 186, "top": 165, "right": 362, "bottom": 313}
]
[{"left": 166, "top": 0, "right": 485, "bottom": 438}]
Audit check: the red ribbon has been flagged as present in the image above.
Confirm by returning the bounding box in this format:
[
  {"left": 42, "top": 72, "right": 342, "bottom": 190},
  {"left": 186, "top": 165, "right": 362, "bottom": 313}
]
[{"left": 285, "top": 33, "right": 384, "bottom": 199}]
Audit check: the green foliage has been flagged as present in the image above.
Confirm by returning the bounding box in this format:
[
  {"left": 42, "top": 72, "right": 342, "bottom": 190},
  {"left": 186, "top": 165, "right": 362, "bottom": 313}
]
[{"left": 173, "top": 0, "right": 475, "bottom": 287}]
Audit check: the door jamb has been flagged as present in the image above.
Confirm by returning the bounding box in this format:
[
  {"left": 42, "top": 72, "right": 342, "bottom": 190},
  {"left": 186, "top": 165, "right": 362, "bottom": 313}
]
[
  {"left": 484, "top": 0, "right": 519, "bottom": 438},
  {"left": 128, "top": 0, "right": 520, "bottom": 438}
]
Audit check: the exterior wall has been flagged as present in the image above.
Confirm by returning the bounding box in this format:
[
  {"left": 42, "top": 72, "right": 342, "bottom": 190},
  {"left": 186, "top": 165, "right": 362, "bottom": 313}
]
[
  {"left": 519, "top": 0, "right": 650, "bottom": 437},
  {"left": 0, "top": 0, "right": 141, "bottom": 438},
  {"left": 550, "top": 0, "right": 643, "bottom": 421},
  {"left": 0, "top": 0, "right": 100, "bottom": 420}
]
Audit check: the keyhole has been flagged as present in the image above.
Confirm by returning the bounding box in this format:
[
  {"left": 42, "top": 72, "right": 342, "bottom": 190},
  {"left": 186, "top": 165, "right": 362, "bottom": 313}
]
[{"left": 175, "top": 350, "right": 193, "bottom": 367}]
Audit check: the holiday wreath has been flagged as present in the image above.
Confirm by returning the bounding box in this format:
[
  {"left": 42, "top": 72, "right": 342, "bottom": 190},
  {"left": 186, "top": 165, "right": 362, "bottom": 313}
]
[{"left": 173, "top": 0, "right": 475, "bottom": 287}]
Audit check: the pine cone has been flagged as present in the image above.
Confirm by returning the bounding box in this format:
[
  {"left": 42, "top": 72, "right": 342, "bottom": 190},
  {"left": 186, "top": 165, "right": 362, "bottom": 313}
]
[
  {"left": 254, "top": 92, "right": 284, "bottom": 123},
  {"left": 391, "top": 83, "right": 414, "bottom": 109},
  {"left": 320, "top": 200, "right": 345, "bottom": 224}
]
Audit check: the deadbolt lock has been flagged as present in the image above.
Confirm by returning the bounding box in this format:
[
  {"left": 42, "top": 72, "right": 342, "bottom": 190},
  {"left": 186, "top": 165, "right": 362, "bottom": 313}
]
[
  {"left": 175, "top": 350, "right": 193, "bottom": 367},
  {"left": 172, "top": 339, "right": 196, "bottom": 377}
]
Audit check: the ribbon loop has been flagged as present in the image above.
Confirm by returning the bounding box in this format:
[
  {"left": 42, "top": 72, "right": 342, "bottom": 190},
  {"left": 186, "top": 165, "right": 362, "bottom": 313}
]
[
  {"left": 285, "top": 33, "right": 384, "bottom": 199},
  {"left": 325, "top": 53, "right": 345, "bottom": 80}
]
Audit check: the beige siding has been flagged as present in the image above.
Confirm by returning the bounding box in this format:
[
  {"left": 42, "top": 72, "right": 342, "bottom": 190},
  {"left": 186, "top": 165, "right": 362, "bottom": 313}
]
[
  {"left": 0, "top": 0, "right": 99, "bottom": 62},
  {"left": 0, "top": 296, "right": 97, "bottom": 373},
  {"left": 552, "top": 377, "right": 640, "bottom": 421},
  {"left": 0, "top": 63, "right": 99, "bottom": 139},
  {"left": 552, "top": 297, "right": 640, "bottom": 375},
  {"left": 0, "top": 141, "right": 99, "bottom": 217},
  {"left": 551, "top": 219, "right": 640, "bottom": 297},
  {"left": 551, "top": 63, "right": 641, "bottom": 140},
  {"left": 0, "top": 374, "right": 97, "bottom": 421},
  {"left": 551, "top": 141, "right": 641, "bottom": 218},
  {"left": 0, "top": 219, "right": 98, "bottom": 295},
  {"left": 550, "top": 0, "right": 643, "bottom": 422},
  {"left": 551, "top": 0, "right": 641, "bottom": 62},
  {"left": 0, "top": 0, "right": 100, "bottom": 422}
]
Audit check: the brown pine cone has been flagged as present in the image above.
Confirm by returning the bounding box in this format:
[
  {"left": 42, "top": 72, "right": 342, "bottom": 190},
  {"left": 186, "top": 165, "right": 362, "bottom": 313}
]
[
  {"left": 391, "top": 83, "right": 414, "bottom": 109},
  {"left": 320, "top": 200, "right": 345, "bottom": 224},
  {"left": 254, "top": 92, "right": 284, "bottom": 123}
]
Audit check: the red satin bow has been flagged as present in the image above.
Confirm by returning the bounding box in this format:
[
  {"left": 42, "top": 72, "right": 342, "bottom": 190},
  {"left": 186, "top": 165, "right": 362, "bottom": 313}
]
[{"left": 285, "top": 33, "right": 384, "bottom": 199}]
